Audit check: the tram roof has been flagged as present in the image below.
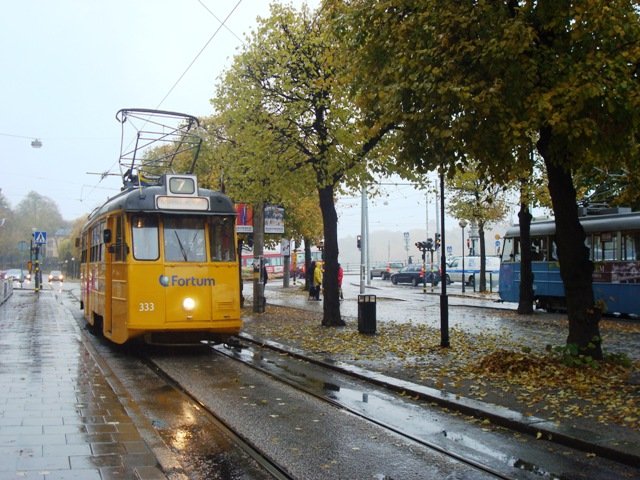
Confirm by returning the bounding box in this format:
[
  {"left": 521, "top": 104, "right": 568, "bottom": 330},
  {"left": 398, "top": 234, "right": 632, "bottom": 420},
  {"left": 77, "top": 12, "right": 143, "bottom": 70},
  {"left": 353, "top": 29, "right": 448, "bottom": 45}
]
[
  {"left": 504, "top": 211, "right": 640, "bottom": 238},
  {"left": 87, "top": 185, "right": 236, "bottom": 222}
]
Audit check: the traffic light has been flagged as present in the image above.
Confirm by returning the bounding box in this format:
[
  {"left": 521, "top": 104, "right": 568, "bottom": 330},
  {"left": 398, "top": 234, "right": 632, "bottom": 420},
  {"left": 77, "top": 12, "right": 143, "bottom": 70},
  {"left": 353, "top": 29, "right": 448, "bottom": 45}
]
[
  {"left": 426, "top": 238, "right": 434, "bottom": 251},
  {"left": 357, "top": 235, "right": 361, "bottom": 249},
  {"left": 435, "top": 233, "right": 441, "bottom": 250},
  {"left": 416, "top": 239, "right": 436, "bottom": 252}
]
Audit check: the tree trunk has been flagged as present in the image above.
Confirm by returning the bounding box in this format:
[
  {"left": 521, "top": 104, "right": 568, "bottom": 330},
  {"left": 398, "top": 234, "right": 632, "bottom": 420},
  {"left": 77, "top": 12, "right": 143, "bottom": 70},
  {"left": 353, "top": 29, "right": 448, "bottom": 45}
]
[
  {"left": 252, "top": 202, "right": 265, "bottom": 313},
  {"left": 537, "top": 127, "right": 602, "bottom": 359},
  {"left": 318, "top": 185, "right": 345, "bottom": 327},
  {"left": 517, "top": 203, "right": 534, "bottom": 314}
]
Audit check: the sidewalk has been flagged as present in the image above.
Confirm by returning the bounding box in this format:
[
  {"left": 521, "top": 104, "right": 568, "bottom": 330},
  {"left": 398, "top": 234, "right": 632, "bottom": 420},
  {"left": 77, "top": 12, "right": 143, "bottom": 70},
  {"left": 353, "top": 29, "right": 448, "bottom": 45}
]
[
  {"left": 0, "top": 289, "right": 167, "bottom": 480},
  {"left": 244, "top": 280, "right": 640, "bottom": 467}
]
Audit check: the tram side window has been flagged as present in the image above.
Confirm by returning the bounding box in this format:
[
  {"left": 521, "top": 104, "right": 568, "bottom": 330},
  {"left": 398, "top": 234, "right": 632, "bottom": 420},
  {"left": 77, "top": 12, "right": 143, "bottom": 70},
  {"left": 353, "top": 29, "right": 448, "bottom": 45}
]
[
  {"left": 81, "top": 233, "right": 87, "bottom": 263},
  {"left": 210, "top": 216, "right": 236, "bottom": 262},
  {"left": 550, "top": 239, "right": 558, "bottom": 260},
  {"left": 593, "top": 233, "right": 617, "bottom": 261},
  {"left": 132, "top": 216, "right": 159, "bottom": 261},
  {"left": 90, "top": 222, "right": 105, "bottom": 262},
  {"left": 501, "top": 238, "right": 518, "bottom": 262},
  {"left": 113, "top": 215, "right": 127, "bottom": 262},
  {"left": 622, "top": 232, "right": 640, "bottom": 261},
  {"left": 164, "top": 217, "right": 206, "bottom": 262},
  {"left": 531, "top": 237, "right": 547, "bottom": 261}
]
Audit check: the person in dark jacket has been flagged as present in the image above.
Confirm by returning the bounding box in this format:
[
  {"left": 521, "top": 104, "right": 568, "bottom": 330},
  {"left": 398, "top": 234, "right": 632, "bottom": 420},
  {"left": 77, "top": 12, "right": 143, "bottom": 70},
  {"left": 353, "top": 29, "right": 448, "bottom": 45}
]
[{"left": 308, "top": 261, "right": 317, "bottom": 300}]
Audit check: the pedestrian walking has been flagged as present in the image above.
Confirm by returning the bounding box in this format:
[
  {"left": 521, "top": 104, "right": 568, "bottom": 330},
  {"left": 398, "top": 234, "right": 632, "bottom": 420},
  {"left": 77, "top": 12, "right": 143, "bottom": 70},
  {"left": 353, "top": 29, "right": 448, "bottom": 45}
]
[
  {"left": 308, "top": 261, "right": 317, "bottom": 300},
  {"left": 313, "top": 261, "right": 323, "bottom": 301},
  {"left": 338, "top": 263, "right": 344, "bottom": 300}
]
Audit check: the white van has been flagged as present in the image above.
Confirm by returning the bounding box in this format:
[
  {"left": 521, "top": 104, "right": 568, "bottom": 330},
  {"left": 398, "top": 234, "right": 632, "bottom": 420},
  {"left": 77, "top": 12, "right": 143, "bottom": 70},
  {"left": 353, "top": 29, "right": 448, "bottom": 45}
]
[{"left": 446, "top": 256, "right": 500, "bottom": 287}]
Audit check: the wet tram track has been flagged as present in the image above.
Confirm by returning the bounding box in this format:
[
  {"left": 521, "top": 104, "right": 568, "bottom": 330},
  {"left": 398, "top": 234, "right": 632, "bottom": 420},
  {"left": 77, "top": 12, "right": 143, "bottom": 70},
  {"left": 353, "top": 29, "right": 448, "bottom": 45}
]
[
  {"left": 204, "top": 336, "right": 636, "bottom": 480},
  {"left": 61, "top": 290, "right": 638, "bottom": 480},
  {"left": 142, "top": 344, "right": 503, "bottom": 480},
  {"left": 141, "top": 338, "right": 636, "bottom": 480}
]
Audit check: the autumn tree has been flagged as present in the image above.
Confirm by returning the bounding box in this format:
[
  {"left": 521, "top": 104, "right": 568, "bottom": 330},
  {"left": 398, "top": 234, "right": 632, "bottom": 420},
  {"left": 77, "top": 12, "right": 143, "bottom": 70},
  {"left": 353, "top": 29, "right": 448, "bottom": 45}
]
[
  {"left": 0, "top": 189, "right": 19, "bottom": 267},
  {"left": 574, "top": 165, "right": 640, "bottom": 211},
  {"left": 211, "top": 4, "right": 401, "bottom": 326},
  {"left": 447, "top": 163, "right": 510, "bottom": 292},
  {"left": 328, "top": 0, "right": 640, "bottom": 358},
  {"left": 198, "top": 114, "right": 324, "bottom": 293}
]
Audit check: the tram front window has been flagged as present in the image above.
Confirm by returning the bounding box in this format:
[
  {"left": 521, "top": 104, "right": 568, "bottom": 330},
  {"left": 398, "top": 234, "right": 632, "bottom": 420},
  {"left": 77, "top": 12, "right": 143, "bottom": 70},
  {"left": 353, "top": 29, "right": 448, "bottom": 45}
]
[
  {"left": 164, "top": 217, "right": 206, "bottom": 262},
  {"left": 132, "top": 216, "right": 159, "bottom": 260},
  {"left": 210, "top": 216, "right": 235, "bottom": 262}
]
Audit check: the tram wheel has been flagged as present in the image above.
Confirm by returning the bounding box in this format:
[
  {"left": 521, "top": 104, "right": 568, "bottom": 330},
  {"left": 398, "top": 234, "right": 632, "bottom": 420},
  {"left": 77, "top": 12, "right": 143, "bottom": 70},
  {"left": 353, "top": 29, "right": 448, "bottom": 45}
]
[{"left": 88, "top": 314, "right": 103, "bottom": 337}]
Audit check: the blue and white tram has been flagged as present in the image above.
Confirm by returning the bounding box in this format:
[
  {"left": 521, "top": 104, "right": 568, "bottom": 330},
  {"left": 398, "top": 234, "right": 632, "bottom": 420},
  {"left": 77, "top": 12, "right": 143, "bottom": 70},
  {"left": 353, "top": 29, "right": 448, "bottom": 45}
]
[{"left": 499, "top": 210, "right": 640, "bottom": 315}]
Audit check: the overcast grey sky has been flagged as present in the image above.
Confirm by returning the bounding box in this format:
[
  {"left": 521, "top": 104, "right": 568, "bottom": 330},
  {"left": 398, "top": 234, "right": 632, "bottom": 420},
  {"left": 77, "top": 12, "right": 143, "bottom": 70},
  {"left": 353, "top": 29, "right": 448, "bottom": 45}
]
[
  {"left": 1, "top": 1, "right": 319, "bottom": 219},
  {"left": 0, "top": 0, "right": 522, "bottom": 243}
]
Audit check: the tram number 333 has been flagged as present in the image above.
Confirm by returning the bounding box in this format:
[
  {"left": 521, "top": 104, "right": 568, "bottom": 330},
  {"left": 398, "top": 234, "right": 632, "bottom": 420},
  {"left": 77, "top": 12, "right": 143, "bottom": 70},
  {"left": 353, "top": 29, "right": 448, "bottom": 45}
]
[{"left": 139, "top": 303, "right": 155, "bottom": 312}]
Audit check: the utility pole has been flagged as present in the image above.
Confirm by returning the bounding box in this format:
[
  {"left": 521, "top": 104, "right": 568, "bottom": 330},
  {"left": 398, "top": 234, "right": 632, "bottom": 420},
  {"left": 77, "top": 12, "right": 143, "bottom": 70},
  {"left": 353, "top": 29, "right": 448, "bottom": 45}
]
[
  {"left": 360, "top": 185, "right": 367, "bottom": 294},
  {"left": 439, "top": 171, "right": 449, "bottom": 348}
]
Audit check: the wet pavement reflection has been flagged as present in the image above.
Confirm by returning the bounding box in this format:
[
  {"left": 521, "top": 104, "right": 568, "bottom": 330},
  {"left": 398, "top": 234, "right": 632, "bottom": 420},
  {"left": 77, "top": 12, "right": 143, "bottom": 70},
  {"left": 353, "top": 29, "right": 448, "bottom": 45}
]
[
  {"left": 214, "top": 340, "right": 639, "bottom": 480},
  {"left": 0, "top": 290, "right": 164, "bottom": 479}
]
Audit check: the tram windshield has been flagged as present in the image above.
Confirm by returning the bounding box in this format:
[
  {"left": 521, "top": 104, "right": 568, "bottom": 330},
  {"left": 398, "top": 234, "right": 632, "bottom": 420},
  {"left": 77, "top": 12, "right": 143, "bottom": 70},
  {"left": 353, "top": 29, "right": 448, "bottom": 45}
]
[
  {"left": 132, "top": 216, "right": 159, "bottom": 260},
  {"left": 164, "top": 217, "right": 206, "bottom": 262},
  {"left": 209, "top": 216, "right": 235, "bottom": 262}
]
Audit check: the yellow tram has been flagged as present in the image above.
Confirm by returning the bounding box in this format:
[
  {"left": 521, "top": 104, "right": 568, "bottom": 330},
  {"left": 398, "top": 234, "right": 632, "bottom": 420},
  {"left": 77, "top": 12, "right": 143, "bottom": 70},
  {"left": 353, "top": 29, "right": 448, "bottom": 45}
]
[{"left": 79, "top": 173, "right": 241, "bottom": 344}]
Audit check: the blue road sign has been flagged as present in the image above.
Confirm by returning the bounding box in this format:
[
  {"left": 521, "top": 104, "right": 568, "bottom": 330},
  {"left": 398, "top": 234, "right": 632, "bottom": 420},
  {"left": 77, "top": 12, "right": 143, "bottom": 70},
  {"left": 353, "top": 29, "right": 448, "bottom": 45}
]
[{"left": 34, "top": 231, "right": 47, "bottom": 245}]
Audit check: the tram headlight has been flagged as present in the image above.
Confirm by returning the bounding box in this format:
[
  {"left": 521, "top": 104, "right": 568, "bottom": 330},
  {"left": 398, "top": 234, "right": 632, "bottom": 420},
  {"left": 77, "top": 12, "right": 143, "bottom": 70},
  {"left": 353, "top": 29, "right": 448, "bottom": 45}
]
[{"left": 182, "top": 297, "right": 196, "bottom": 312}]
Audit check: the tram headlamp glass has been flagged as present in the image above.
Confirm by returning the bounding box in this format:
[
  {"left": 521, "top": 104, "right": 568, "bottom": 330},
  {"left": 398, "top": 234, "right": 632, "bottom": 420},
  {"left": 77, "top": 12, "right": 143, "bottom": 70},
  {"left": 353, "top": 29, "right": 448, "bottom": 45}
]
[{"left": 182, "top": 297, "right": 196, "bottom": 312}]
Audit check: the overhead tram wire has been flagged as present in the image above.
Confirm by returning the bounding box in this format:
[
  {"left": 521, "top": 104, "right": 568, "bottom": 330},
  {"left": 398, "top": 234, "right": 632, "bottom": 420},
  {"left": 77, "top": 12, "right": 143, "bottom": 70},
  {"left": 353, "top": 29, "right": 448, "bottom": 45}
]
[
  {"left": 197, "top": 0, "right": 245, "bottom": 44},
  {"left": 84, "top": 0, "right": 244, "bottom": 201},
  {"left": 155, "top": 0, "right": 244, "bottom": 110}
]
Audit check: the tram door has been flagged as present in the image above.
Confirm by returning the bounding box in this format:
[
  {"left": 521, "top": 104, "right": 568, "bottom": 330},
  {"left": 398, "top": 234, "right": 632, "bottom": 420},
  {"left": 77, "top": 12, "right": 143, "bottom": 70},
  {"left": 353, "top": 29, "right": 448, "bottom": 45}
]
[
  {"left": 103, "top": 216, "right": 114, "bottom": 335},
  {"left": 106, "top": 214, "right": 128, "bottom": 337}
]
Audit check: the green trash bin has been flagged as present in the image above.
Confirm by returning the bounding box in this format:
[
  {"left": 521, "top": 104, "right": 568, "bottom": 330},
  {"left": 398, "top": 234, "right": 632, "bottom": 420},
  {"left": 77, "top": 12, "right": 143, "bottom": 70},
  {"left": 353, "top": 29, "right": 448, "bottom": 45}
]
[{"left": 358, "top": 294, "right": 376, "bottom": 334}]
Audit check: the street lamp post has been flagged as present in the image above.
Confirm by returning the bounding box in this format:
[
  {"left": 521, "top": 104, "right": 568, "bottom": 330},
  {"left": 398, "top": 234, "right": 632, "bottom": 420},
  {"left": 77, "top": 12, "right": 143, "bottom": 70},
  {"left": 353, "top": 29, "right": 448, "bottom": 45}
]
[
  {"left": 439, "top": 171, "right": 449, "bottom": 348},
  {"left": 459, "top": 220, "right": 468, "bottom": 293}
]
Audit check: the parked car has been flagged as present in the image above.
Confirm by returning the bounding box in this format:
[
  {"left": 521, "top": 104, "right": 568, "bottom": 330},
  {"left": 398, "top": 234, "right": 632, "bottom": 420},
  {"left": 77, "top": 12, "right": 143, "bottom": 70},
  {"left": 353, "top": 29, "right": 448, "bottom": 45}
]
[
  {"left": 446, "top": 256, "right": 500, "bottom": 287},
  {"left": 390, "top": 264, "right": 440, "bottom": 286},
  {"left": 369, "top": 263, "right": 386, "bottom": 279},
  {"left": 371, "top": 261, "right": 404, "bottom": 280},
  {"left": 48, "top": 270, "right": 64, "bottom": 282}
]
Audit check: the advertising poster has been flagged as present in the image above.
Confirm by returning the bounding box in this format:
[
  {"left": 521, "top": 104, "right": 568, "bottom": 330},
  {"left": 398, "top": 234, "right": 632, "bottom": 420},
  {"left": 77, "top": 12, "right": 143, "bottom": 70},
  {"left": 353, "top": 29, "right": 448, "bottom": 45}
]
[
  {"left": 264, "top": 205, "right": 285, "bottom": 234},
  {"left": 235, "top": 203, "right": 253, "bottom": 233}
]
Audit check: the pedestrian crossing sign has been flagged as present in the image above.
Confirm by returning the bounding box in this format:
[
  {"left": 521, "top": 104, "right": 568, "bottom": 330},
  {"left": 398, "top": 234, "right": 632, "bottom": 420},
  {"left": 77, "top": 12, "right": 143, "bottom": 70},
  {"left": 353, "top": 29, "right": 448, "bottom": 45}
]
[{"left": 34, "top": 231, "right": 47, "bottom": 245}]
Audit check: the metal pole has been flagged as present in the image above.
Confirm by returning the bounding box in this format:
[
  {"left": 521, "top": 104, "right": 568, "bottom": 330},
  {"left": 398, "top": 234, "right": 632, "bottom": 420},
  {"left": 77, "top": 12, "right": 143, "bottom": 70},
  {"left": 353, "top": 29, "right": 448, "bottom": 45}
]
[
  {"left": 366, "top": 195, "right": 371, "bottom": 287},
  {"left": 461, "top": 226, "right": 466, "bottom": 293},
  {"left": 425, "top": 183, "right": 429, "bottom": 243},
  {"left": 439, "top": 171, "right": 449, "bottom": 347},
  {"left": 360, "top": 185, "right": 366, "bottom": 294}
]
